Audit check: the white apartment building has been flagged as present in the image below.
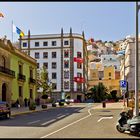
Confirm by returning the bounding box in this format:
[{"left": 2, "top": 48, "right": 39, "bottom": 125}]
[
  {"left": 101, "top": 54, "right": 120, "bottom": 71},
  {"left": 19, "top": 28, "right": 88, "bottom": 102}
]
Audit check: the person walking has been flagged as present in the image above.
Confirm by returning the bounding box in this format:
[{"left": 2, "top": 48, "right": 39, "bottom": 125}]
[{"left": 24, "top": 97, "right": 28, "bottom": 107}]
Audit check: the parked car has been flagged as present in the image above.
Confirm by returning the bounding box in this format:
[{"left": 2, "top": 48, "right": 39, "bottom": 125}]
[{"left": 0, "top": 101, "right": 11, "bottom": 119}]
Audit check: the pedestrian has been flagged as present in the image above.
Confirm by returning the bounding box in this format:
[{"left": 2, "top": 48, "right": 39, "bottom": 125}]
[
  {"left": 24, "top": 97, "right": 28, "bottom": 107},
  {"left": 16, "top": 99, "right": 20, "bottom": 108},
  {"left": 28, "top": 99, "right": 30, "bottom": 107}
]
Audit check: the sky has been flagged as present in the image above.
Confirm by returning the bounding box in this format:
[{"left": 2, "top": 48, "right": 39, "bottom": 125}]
[{"left": 0, "top": 2, "right": 136, "bottom": 42}]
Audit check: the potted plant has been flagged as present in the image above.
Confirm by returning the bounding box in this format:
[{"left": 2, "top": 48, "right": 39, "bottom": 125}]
[{"left": 29, "top": 102, "right": 36, "bottom": 110}]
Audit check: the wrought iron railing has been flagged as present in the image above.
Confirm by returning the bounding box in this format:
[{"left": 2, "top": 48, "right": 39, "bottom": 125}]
[
  {"left": 18, "top": 73, "right": 26, "bottom": 81},
  {"left": 0, "top": 66, "right": 15, "bottom": 77},
  {"left": 29, "top": 77, "right": 36, "bottom": 84}
]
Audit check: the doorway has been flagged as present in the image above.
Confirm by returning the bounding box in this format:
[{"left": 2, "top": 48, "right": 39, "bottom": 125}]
[
  {"left": 77, "top": 95, "right": 82, "bottom": 103},
  {"left": 2, "top": 83, "right": 6, "bottom": 101}
]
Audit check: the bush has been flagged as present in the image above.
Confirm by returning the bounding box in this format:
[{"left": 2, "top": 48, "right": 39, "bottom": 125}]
[
  {"left": 59, "top": 102, "right": 64, "bottom": 106},
  {"left": 29, "top": 102, "right": 36, "bottom": 110}
]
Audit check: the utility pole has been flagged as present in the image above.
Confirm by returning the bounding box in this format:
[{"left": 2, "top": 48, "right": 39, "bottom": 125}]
[{"left": 134, "top": 2, "right": 140, "bottom": 116}]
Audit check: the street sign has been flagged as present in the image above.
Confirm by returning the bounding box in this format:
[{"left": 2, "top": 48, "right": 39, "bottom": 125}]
[{"left": 120, "top": 80, "right": 127, "bottom": 91}]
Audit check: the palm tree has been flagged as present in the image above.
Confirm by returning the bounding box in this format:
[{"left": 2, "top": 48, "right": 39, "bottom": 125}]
[{"left": 90, "top": 83, "right": 108, "bottom": 102}]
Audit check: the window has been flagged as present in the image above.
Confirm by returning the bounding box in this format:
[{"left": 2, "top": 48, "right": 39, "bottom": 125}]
[
  {"left": 43, "top": 41, "right": 48, "bottom": 46},
  {"left": 64, "top": 41, "right": 69, "bottom": 45},
  {"left": 43, "top": 52, "right": 48, "bottom": 58},
  {"left": 64, "top": 50, "right": 69, "bottom": 57},
  {"left": 19, "top": 64, "right": 22, "bottom": 74},
  {"left": 23, "top": 42, "right": 27, "bottom": 47},
  {"left": 109, "top": 72, "right": 111, "bottom": 76},
  {"left": 30, "top": 69, "right": 33, "bottom": 78},
  {"left": 52, "top": 83, "right": 57, "bottom": 90},
  {"left": 2, "top": 56, "right": 6, "bottom": 68},
  {"left": 30, "top": 89, "right": 33, "bottom": 99},
  {"left": 64, "top": 71, "right": 69, "bottom": 79},
  {"left": 77, "top": 83, "right": 82, "bottom": 91},
  {"left": 77, "top": 52, "right": 82, "bottom": 58},
  {"left": 35, "top": 42, "right": 39, "bottom": 47},
  {"left": 37, "top": 63, "right": 39, "bottom": 69},
  {"left": 64, "top": 60, "right": 69, "bottom": 68},
  {"left": 35, "top": 52, "right": 39, "bottom": 59},
  {"left": 19, "top": 86, "right": 22, "bottom": 97},
  {"left": 52, "top": 73, "right": 57, "bottom": 79},
  {"left": 52, "top": 52, "right": 56, "bottom": 58},
  {"left": 64, "top": 81, "right": 69, "bottom": 89},
  {"left": 43, "top": 62, "right": 48, "bottom": 69},
  {"left": 52, "top": 41, "right": 56, "bottom": 46},
  {"left": 77, "top": 73, "right": 82, "bottom": 77},
  {"left": 77, "top": 63, "right": 82, "bottom": 69},
  {"left": 52, "top": 62, "right": 57, "bottom": 69}
]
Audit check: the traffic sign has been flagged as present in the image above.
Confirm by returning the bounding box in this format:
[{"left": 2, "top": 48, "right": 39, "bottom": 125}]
[{"left": 120, "top": 80, "right": 127, "bottom": 91}]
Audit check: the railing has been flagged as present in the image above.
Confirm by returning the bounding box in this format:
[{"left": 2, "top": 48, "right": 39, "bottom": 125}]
[
  {"left": 18, "top": 73, "right": 26, "bottom": 81},
  {"left": 0, "top": 66, "right": 15, "bottom": 77},
  {"left": 29, "top": 77, "right": 36, "bottom": 84}
]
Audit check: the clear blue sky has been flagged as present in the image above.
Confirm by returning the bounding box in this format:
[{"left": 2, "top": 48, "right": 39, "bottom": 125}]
[{"left": 0, "top": 2, "right": 136, "bottom": 42}]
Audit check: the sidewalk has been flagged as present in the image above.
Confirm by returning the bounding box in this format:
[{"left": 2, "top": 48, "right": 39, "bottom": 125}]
[
  {"left": 93, "top": 102, "right": 128, "bottom": 110},
  {"left": 11, "top": 103, "right": 53, "bottom": 116}
]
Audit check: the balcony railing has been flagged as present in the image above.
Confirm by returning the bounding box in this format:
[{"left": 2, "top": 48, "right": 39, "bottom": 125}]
[
  {"left": 18, "top": 73, "right": 26, "bottom": 82},
  {"left": 0, "top": 66, "right": 15, "bottom": 77},
  {"left": 29, "top": 77, "right": 36, "bottom": 84}
]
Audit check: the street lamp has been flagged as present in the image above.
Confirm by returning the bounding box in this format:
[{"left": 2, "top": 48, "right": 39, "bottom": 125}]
[{"left": 134, "top": 2, "right": 140, "bottom": 116}]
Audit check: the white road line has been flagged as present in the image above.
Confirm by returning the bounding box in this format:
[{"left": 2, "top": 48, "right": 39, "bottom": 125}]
[
  {"left": 41, "top": 119, "right": 56, "bottom": 126},
  {"left": 97, "top": 116, "right": 113, "bottom": 122},
  {"left": 57, "top": 115, "right": 66, "bottom": 119},
  {"left": 27, "top": 120, "right": 40, "bottom": 125},
  {"left": 40, "top": 108, "right": 93, "bottom": 138}
]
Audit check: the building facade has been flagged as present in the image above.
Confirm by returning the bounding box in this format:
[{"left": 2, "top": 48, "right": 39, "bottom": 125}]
[
  {"left": 20, "top": 29, "right": 88, "bottom": 102},
  {"left": 87, "top": 39, "right": 121, "bottom": 97},
  {"left": 0, "top": 37, "right": 37, "bottom": 107}
]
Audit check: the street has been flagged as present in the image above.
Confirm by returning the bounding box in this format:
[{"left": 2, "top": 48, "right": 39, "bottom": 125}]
[{"left": 0, "top": 103, "right": 139, "bottom": 138}]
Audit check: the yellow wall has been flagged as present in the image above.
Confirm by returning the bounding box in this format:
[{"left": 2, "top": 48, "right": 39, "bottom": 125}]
[
  {"left": 88, "top": 66, "right": 120, "bottom": 96},
  {"left": 104, "top": 66, "right": 115, "bottom": 80}
]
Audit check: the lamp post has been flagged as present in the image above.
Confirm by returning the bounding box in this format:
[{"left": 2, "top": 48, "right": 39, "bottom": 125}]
[{"left": 134, "top": 2, "right": 140, "bottom": 116}]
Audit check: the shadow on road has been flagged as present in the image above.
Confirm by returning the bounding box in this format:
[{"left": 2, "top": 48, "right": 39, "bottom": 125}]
[{"left": 0, "top": 106, "right": 85, "bottom": 127}]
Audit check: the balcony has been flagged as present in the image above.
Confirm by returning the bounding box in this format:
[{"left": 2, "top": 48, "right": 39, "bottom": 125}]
[
  {"left": 29, "top": 77, "right": 36, "bottom": 84},
  {"left": 0, "top": 66, "right": 15, "bottom": 77},
  {"left": 18, "top": 73, "right": 26, "bottom": 82}
]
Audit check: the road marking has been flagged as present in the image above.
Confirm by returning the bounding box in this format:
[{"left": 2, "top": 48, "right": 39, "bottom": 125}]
[
  {"left": 40, "top": 108, "right": 93, "bottom": 138},
  {"left": 28, "top": 120, "right": 40, "bottom": 124},
  {"left": 57, "top": 115, "right": 65, "bottom": 119},
  {"left": 97, "top": 116, "right": 113, "bottom": 122},
  {"left": 41, "top": 119, "right": 56, "bottom": 126}
]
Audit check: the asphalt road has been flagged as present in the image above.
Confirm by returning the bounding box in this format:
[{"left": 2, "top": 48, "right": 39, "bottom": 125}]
[{"left": 0, "top": 103, "right": 139, "bottom": 138}]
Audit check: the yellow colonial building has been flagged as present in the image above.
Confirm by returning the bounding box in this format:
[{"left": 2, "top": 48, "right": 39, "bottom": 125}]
[
  {"left": 88, "top": 66, "right": 121, "bottom": 97},
  {"left": 0, "top": 37, "right": 37, "bottom": 107}
]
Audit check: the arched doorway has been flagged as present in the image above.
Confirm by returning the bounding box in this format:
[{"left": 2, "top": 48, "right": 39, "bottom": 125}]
[{"left": 2, "top": 83, "right": 6, "bottom": 101}]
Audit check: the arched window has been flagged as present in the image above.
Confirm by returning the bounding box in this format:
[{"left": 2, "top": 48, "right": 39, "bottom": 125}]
[{"left": 2, "top": 56, "right": 6, "bottom": 68}]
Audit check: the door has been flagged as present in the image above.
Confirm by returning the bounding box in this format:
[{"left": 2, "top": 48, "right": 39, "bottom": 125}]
[{"left": 2, "top": 83, "right": 6, "bottom": 101}]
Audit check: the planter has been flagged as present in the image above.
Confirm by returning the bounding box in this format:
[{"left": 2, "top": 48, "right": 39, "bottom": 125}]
[
  {"left": 29, "top": 106, "right": 36, "bottom": 110},
  {"left": 42, "top": 104, "right": 47, "bottom": 109},
  {"left": 59, "top": 102, "right": 64, "bottom": 106},
  {"left": 52, "top": 103, "right": 57, "bottom": 107}
]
